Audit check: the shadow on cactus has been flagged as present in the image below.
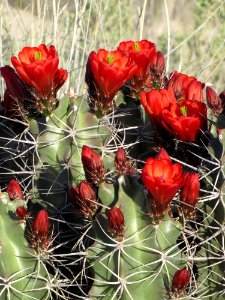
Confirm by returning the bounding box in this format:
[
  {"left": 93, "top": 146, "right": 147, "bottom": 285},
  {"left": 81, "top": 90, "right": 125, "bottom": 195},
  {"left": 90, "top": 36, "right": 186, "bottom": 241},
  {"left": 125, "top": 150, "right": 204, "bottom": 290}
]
[{"left": 0, "top": 39, "right": 225, "bottom": 299}]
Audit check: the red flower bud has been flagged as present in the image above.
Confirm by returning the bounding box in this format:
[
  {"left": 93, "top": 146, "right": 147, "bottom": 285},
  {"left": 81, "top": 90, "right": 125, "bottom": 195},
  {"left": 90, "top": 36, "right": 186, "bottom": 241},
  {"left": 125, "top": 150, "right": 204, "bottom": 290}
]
[
  {"left": 33, "top": 209, "right": 49, "bottom": 236},
  {"left": 167, "top": 71, "right": 204, "bottom": 102},
  {"left": 81, "top": 145, "right": 106, "bottom": 184},
  {"left": 6, "top": 179, "right": 24, "bottom": 200},
  {"left": 142, "top": 148, "right": 185, "bottom": 223},
  {"left": 171, "top": 268, "right": 190, "bottom": 294},
  {"left": 32, "top": 209, "right": 50, "bottom": 250},
  {"left": 16, "top": 206, "right": 28, "bottom": 220},
  {"left": 206, "top": 87, "right": 223, "bottom": 115},
  {"left": 85, "top": 49, "right": 137, "bottom": 113},
  {"left": 149, "top": 51, "right": 166, "bottom": 88},
  {"left": 0, "top": 66, "right": 36, "bottom": 118},
  {"left": 115, "top": 147, "right": 132, "bottom": 175},
  {"left": 107, "top": 206, "right": 125, "bottom": 237},
  {"left": 69, "top": 181, "right": 98, "bottom": 218},
  {"left": 180, "top": 173, "right": 200, "bottom": 218},
  {"left": 11, "top": 44, "right": 68, "bottom": 112}
]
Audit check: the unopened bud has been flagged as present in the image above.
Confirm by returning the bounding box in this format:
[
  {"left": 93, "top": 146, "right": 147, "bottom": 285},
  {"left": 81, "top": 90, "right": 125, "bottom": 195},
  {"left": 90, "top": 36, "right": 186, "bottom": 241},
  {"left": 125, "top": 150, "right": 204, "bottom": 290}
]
[
  {"left": 69, "top": 181, "right": 98, "bottom": 218},
  {"left": 16, "top": 206, "right": 28, "bottom": 220},
  {"left": 206, "top": 87, "right": 223, "bottom": 115},
  {"left": 180, "top": 173, "right": 200, "bottom": 219},
  {"left": 7, "top": 179, "right": 24, "bottom": 200},
  {"left": 81, "top": 145, "right": 106, "bottom": 184},
  {"left": 107, "top": 206, "right": 125, "bottom": 238},
  {"left": 171, "top": 268, "right": 190, "bottom": 295}
]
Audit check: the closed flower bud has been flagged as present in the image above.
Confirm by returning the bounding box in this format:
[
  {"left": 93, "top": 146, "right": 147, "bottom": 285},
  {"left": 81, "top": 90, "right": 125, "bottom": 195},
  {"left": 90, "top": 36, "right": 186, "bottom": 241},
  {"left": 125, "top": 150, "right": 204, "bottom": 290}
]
[
  {"left": 33, "top": 209, "right": 49, "bottom": 236},
  {"left": 69, "top": 181, "right": 98, "bottom": 218},
  {"left": 107, "top": 206, "right": 125, "bottom": 238},
  {"left": 7, "top": 179, "right": 24, "bottom": 200},
  {"left": 180, "top": 173, "right": 200, "bottom": 218},
  {"left": 171, "top": 268, "right": 190, "bottom": 295},
  {"left": 81, "top": 145, "right": 106, "bottom": 184},
  {"left": 206, "top": 86, "right": 223, "bottom": 115},
  {"left": 0, "top": 66, "right": 36, "bottom": 118},
  {"left": 16, "top": 206, "right": 28, "bottom": 220},
  {"left": 115, "top": 147, "right": 131, "bottom": 175},
  {"left": 32, "top": 209, "right": 50, "bottom": 251},
  {"left": 167, "top": 71, "right": 204, "bottom": 102},
  {"left": 149, "top": 51, "right": 166, "bottom": 88}
]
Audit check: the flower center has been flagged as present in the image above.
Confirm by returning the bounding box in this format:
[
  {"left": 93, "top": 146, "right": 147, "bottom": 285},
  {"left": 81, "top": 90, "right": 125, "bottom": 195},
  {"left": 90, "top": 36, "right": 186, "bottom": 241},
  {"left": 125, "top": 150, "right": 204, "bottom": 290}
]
[
  {"left": 134, "top": 42, "right": 139, "bottom": 51},
  {"left": 34, "top": 51, "right": 42, "bottom": 60},
  {"left": 180, "top": 106, "right": 188, "bottom": 116},
  {"left": 106, "top": 54, "right": 115, "bottom": 64}
]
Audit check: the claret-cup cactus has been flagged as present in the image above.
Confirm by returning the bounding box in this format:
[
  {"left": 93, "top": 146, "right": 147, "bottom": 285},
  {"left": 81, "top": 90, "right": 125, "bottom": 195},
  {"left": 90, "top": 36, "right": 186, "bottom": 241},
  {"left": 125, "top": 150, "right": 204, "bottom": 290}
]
[{"left": 0, "top": 37, "right": 225, "bottom": 300}]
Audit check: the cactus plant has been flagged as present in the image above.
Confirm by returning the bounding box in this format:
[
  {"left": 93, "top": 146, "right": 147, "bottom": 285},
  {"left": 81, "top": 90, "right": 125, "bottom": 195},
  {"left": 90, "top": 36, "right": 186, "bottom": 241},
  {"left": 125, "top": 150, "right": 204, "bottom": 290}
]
[{"left": 0, "top": 39, "right": 225, "bottom": 300}]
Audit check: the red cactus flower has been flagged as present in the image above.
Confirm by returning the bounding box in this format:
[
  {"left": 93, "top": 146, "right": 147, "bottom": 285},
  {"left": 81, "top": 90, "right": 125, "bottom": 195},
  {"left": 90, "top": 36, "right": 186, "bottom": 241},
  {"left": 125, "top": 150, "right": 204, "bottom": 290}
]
[
  {"left": 16, "top": 206, "right": 28, "bottom": 220},
  {"left": 0, "top": 66, "right": 36, "bottom": 118},
  {"left": 171, "top": 268, "right": 190, "bottom": 294},
  {"left": 32, "top": 209, "right": 50, "bottom": 250},
  {"left": 114, "top": 147, "right": 132, "bottom": 175},
  {"left": 167, "top": 71, "right": 204, "bottom": 102},
  {"left": 81, "top": 145, "right": 106, "bottom": 184},
  {"left": 161, "top": 100, "right": 207, "bottom": 142},
  {"left": 69, "top": 181, "right": 98, "bottom": 218},
  {"left": 85, "top": 49, "right": 137, "bottom": 113},
  {"left": 107, "top": 206, "right": 125, "bottom": 237},
  {"left": 180, "top": 173, "right": 200, "bottom": 218},
  {"left": 140, "top": 87, "right": 176, "bottom": 129},
  {"left": 11, "top": 44, "right": 68, "bottom": 110},
  {"left": 206, "top": 86, "right": 223, "bottom": 115},
  {"left": 142, "top": 148, "right": 185, "bottom": 222},
  {"left": 7, "top": 179, "right": 24, "bottom": 200},
  {"left": 118, "top": 40, "right": 156, "bottom": 91}
]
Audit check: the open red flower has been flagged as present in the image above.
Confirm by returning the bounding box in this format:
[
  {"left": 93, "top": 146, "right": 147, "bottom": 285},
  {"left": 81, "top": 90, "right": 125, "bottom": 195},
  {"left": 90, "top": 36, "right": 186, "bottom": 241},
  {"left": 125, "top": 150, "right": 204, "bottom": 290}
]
[
  {"left": 81, "top": 145, "right": 106, "bottom": 184},
  {"left": 180, "top": 173, "right": 200, "bottom": 218},
  {"left": 69, "top": 181, "right": 98, "bottom": 218},
  {"left": 11, "top": 44, "right": 68, "bottom": 110},
  {"left": 161, "top": 100, "right": 207, "bottom": 142},
  {"left": 140, "top": 87, "right": 176, "bottom": 129},
  {"left": 85, "top": 49, "right": 137, "bottom": 113},
  {"left": 118, "top": 40, "right": 156, "bottom": 91},
  {"left": 142, "top": 148, "right": 185, "bottom": 222},
  {"left": 167, "top": 71, "right": 204, "bottom": 102}
]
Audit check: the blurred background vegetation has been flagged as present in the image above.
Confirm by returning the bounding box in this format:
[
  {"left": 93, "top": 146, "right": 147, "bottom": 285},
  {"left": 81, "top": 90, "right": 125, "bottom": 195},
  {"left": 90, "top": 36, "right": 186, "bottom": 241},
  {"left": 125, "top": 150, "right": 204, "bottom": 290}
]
[{"left": 0, "top": 0, "right": 225, "bottom": 96}]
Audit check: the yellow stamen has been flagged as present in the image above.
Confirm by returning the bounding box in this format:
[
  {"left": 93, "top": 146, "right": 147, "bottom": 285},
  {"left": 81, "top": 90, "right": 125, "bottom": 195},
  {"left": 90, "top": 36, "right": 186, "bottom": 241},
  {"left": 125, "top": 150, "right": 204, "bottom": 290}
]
[
  {"left": 106, "top": 54, "right": 115, "bottom": 64},
  {"left": 180, "top": 106, "right": 188, "bottom": 116},
  {"left": 134, "top": 42, "right": 139, "bottom": 51},
  {"left": 34, "top": 51, "right": 42, "bottom": 60}
]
